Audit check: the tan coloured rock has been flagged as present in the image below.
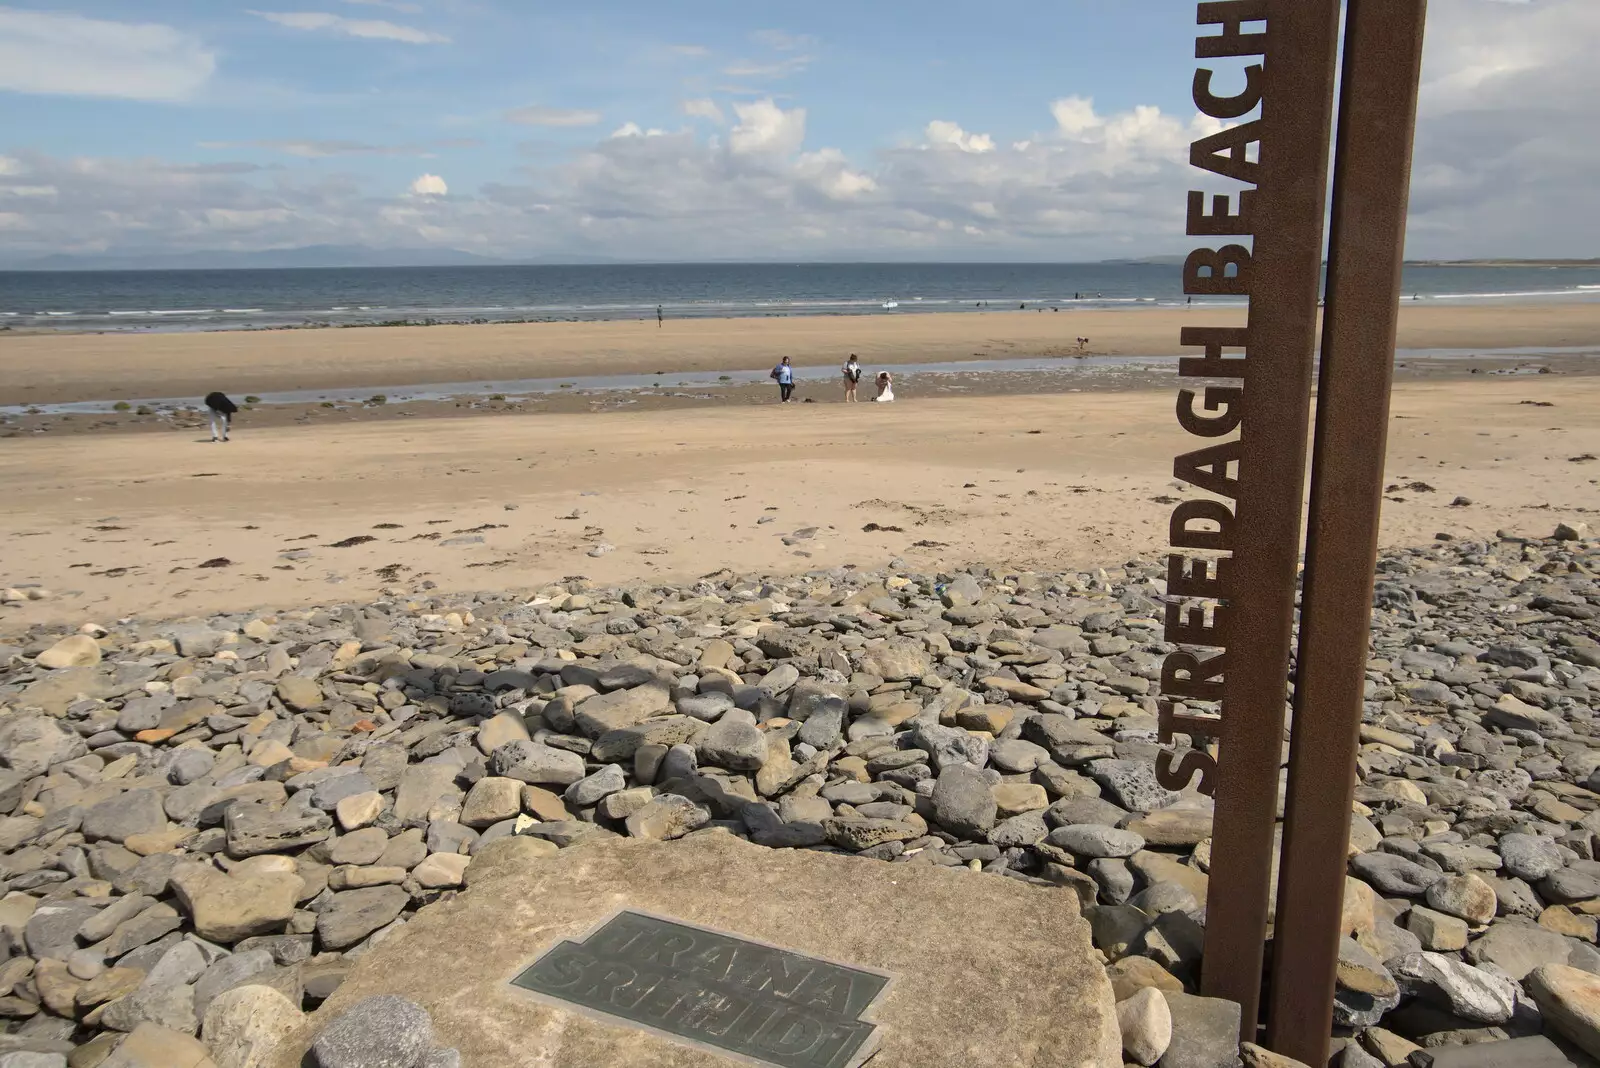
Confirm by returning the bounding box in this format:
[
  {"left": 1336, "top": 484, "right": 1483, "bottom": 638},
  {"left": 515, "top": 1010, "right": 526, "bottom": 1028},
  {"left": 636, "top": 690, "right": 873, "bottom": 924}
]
[
  {"left": 1116, "top": 986, "right": 1171, "bottom": 1066},
  {"left": 273, "top": 831, "right": 1121, "bottom": 1068},
  {"left": 36, "top": 634, "right": 103, "bottom": 669},
  {"left": 203, "top": 985, "right": 303, "bottom": 1068},
  {"left": 1527, "top": 964, "right": 1600, "bottom": 1059},
  {"left": 169, "top": 862, "right": 302, "bottom": 944}
]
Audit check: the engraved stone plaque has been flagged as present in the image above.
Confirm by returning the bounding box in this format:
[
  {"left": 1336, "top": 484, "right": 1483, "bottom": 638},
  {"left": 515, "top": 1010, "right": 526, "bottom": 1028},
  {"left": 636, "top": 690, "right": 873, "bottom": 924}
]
[{"left": 511, "top": 910, "right": 893, "bottom": 1068}]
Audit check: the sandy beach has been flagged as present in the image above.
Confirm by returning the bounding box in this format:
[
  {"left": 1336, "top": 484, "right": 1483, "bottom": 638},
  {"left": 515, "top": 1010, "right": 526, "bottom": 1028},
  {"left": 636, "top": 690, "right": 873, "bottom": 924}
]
[
  {"left": 4, "top": 302, "right": 1600, "bottom": 407},
  {"left": 1, "top": 374, "right": 1596, "bottom": 632}
]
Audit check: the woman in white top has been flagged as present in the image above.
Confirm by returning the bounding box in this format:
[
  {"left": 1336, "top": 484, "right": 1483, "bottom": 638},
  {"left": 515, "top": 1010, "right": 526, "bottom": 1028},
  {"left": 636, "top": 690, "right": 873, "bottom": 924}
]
[
  {"left": 874, "top": 371, "right": 895, "bottom": 403},
  {"left": 842, "top": 355, "right": 862, "bottom": 403}
]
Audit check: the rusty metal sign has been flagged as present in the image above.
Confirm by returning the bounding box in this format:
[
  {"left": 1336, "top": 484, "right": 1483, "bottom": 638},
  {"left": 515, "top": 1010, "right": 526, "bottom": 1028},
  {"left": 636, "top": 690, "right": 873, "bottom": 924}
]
[
  {"left": 1156, "top": 0, "right": 1428, "bottom": 1056},
  {"left": 1157, "top": 0, "right": 1345, "bottom": 1035}
]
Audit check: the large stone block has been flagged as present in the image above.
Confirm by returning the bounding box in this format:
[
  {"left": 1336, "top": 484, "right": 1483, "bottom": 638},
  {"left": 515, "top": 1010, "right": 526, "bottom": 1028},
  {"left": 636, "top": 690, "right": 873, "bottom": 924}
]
[{"left": 270, "top": 831, "right": 1120, "bottom": 1068}]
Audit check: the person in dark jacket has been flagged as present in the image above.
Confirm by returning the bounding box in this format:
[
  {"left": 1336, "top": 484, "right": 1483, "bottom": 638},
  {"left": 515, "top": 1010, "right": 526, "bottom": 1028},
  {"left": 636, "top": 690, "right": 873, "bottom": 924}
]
[{"left": 204, "top": 392, "right": 238, "bottom": 442}]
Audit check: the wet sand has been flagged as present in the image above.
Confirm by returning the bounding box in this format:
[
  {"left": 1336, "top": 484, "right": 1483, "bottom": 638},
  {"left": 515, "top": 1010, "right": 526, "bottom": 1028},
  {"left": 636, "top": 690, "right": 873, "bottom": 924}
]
[
  {"left": 5, "top": 302, "right": 1600, "bottom": 407},
  {"left": 2, "top": 377, "right": 1596, "bottom": 632}
]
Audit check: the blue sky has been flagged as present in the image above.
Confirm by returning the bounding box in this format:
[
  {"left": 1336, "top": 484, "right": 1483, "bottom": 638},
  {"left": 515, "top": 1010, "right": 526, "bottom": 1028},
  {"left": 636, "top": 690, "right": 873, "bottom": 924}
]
[{"left": 1, "top": 1, "right": 1595, "bottom": 261}]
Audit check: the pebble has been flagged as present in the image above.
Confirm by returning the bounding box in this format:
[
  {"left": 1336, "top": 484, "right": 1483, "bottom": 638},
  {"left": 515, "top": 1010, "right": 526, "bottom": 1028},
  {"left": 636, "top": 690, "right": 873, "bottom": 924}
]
[{"left": 309, "top": 994, "right": 432, "bottom": 1068}]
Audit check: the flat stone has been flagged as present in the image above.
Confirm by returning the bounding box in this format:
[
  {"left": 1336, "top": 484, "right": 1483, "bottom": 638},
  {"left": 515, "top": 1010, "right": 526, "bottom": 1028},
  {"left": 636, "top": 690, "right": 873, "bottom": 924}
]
[
  {"left": 202, "top": 984, "right": 303, "bottom": 1068},
  {"left": 36, "top": 634, "right": 102, "bottom": 669},
  {"left": 82, "top": 790, "right": 168, "bottom": 843},
  {"left": 1465, "top": 921, "right": 1573, "bottom": 980},
  {"left": 316, "top": 887, "right": 410, "bottom": 951},
  {"left": 460, "top": 777, "right": 523, "bottom": 828},
  {"left": 1391, "top": 951, "right": 1515, "bottom": 1024},
  {"left": 308, "top": 994, "right": 433, "bottom": 1068},
  {"left": 1350, "top": 852, "right": 1444, "bottom": 896},
  {"left": 1425, "top": 874, "right": 1498, "bottom": 926},
  {"left": 273, "top": 831, "right": 1122, "bottom": 1067},
  {"left": 1407, "top": 906, "right": 1470, "bottom": 952},
  {"left": 1500, "top": 833, "right": 1564, "bottom": 882},
  {"left": 1087, "top": 760, "right": 1179, "bottom": 813},
  {"left": 1048, "top": 824, "right": 1144, "bottom": 859},
  {"left": 225, "top": 802, "right": 332, "bottom": 858},
  {"left": 392, "top": 764, "right": 460, "bottom": 823},
  {"left": 694, "top": 714, "right": 766, "bottom": 772},
  {"left": 414, "top": 853, "right": 472, "bottom": 889},
  {"left": 931, "top": 764, "right": 997, "bottom": 837},
  {"left": 1123, "top": 803, "right": 1213, "bottom": 847},
  {"left": 1524, "top": 965, "right": 1600, "bottom": 1060},
  {"left": 98, "top": 1022, "right": 215, "bottom": 1068},
  {"left": 1405, "top": 1036, "right": 1577, "bottom": 1067},
  {"left": 170, "top": 863, "right": 301, "bottom": 944},
  {"left": 624, "top": 795, "right": 710, "bottom": 841},
  {"left": 1160, "top": 992, "right": 1242, "bottom": 1068},
  {"left": 572, "top": 684, "right": 672, "bottom": 738},
  {"left": 334, "top": 792, "right": 383, "bottom": 831},
  {"left": 564, "top": 765, "right": 627, "bottom": 807},
  {"left": 488, "top": 741, "right": 586, "bottom": 787},
  {"left": 193, "top": 950, "right": 275, "bottom": 1016},
  {"left": 275, "top": 676, "right": 324, "bottom": 712}
]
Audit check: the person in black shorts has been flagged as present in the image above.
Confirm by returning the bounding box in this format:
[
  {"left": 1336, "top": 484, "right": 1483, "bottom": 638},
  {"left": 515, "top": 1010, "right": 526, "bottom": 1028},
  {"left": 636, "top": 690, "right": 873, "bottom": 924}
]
[
  {"left": 204, "top": 391, "right": 238, "bottom": 442},
  {"left": 842, "top": 354, "right": 862, "bottom": 403}
]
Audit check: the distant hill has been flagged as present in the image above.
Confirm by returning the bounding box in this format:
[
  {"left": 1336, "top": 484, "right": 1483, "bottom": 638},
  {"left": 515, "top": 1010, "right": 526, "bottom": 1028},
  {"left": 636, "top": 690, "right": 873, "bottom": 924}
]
[{"left": 0, "top": 245, "right": 514, "bottom": 271}]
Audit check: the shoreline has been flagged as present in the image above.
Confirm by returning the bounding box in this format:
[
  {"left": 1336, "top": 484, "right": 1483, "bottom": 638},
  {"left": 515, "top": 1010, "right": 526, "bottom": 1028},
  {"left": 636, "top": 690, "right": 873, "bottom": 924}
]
[
  {"left": 4, "top": 302, "right": 1600, "bottom": 407},
  {"left": 3, "top": 350, "right": 1596, "bottom": 439}
]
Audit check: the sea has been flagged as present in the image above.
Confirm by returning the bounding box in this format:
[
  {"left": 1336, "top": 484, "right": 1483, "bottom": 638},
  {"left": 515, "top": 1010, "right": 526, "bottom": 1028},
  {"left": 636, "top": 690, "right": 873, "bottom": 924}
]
[{"left": 3, "top": 262, "right": 1600, "bottom": 334}]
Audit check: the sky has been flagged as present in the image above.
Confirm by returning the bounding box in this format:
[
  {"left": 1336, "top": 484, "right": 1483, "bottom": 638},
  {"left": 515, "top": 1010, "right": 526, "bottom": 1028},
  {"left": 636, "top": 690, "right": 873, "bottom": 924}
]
[{"left": 0, "top": 0, "right": 1594, "bottom": 263}]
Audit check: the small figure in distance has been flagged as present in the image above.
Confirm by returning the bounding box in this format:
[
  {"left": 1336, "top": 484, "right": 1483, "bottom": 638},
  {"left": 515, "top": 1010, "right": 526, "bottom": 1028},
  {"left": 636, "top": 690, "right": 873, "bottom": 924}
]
[
  {"left": 204, "top": 391, "right": 238, "bottom": 442},
  {"left": 1076, "top": 337, "right": 1090, "bottom": 352},
  {"left": 842, "top": 354, "right": 862, "bottom": 403},
  {"left": 874, "top": 371, "right": 895, "bottom": 403},
  {"left": 770, "top": 356, "right": 795, "bottom": 403},
  {"left": 657, "top": 304, "right": 663, "bottom": 328}
]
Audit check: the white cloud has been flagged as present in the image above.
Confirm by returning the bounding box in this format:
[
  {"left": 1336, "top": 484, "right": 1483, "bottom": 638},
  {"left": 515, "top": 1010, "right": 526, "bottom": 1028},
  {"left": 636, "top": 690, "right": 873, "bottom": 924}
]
[
  {"left": 250, "top": 10, "right": 448, "bottom": 44},
  {"left": 0, "top": 9, "right": 216, "bottom": 101},
  {"left": 409, "top": 173, "right": 447, "bottom": 196},
  {"left": 728, "top": 99, "right": 806, "bottom": 157},
  {"left": 504, "top": 105, "right": 603, "bottom": 128},
  {"left": 669, "top": 44, "right": 710, "bottom": 58},
  {"left": 925, "top": 120, "right": 995, "bottom": 155},
  {"left": 682, "top": 98, "right": 725, "bottom": 124}
]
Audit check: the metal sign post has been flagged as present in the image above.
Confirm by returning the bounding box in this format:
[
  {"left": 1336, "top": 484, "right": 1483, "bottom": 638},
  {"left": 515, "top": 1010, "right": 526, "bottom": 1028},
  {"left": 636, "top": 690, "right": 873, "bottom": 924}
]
[
  {"left": 1270, "top": 3, "right": 1429, "bottom": 1065},
  {"left": 1162, "top": 0, "right": 1343, "bottom": 1035},
  {"left": 1162, "top": 0, "right": 1428, "bottom": 1053}
]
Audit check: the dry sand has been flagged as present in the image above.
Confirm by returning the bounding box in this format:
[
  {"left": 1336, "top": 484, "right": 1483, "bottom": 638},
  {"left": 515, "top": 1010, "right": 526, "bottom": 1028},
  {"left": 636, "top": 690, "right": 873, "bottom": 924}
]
[
  {"left": 2, "top": 377, "right": 1596, "bottom": 632},
  {"left": 5, "top": 302, "right": 1600, "bottom": 406}
]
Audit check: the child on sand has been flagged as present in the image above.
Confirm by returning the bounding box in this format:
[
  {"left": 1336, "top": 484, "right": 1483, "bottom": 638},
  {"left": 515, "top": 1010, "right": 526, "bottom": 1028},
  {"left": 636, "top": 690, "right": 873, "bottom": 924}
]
[{"left": 874, "top": 372, "right": 895, "bottom": 403}]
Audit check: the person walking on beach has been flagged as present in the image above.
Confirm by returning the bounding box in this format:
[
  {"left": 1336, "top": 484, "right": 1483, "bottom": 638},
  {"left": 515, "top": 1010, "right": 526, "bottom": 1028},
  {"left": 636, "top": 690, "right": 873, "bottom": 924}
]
[
  {"left": 842, "top": 354, "right": 863, "bottom": 403},
  {"left": 771, "top": 356, "right": 795, "bottom": 403},
  {"left": 204, "top": 391, "right": 238, "bottom": 442},
  {"left": 657, "top": 305, "right": 663, "bottom": 328}
]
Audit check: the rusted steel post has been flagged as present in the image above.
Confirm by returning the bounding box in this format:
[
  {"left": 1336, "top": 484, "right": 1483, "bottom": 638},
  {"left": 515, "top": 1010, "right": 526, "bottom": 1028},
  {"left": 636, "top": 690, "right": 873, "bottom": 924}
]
[
  {"left": 1268, "top": 2, "right": 1428, "bottom": 1062},
  {"left": 1188, "top": 0, "right": 1343, "bottom": 1036}
]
